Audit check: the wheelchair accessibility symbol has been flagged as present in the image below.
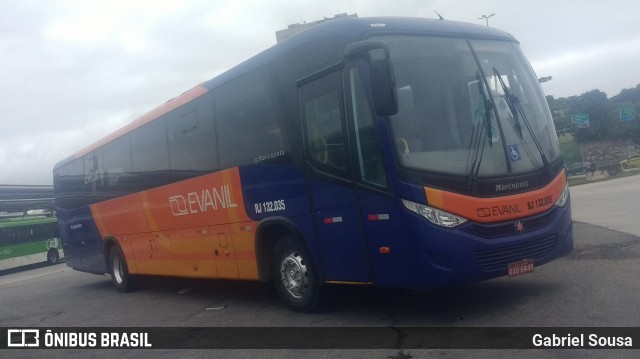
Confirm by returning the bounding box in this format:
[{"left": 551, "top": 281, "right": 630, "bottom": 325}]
[{"left": 508, "top": 144, "right": 521, "bottom": 161}]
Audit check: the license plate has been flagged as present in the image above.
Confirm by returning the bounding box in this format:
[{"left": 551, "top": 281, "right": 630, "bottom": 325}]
[{"left": 508, "top": 258, "right": 534, "bottom": 277}]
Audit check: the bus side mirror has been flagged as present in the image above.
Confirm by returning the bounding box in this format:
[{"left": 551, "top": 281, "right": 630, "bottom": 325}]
[
  {"left": 371, "top": 58, "right": 398, "bottom": 116},
  {"left": 344, "top": 40, "right": 398, "bottom": 117}
]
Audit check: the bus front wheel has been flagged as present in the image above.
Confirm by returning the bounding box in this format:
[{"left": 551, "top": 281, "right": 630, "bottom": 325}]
[
  {"left": 272, "top": 235, "right": 324, "bottom": 312},
  {"left": 109, "top": 245, "right": 134, "bottom": 292}
]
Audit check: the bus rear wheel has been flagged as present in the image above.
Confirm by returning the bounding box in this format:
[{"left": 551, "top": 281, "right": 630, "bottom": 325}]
[
  {"left": 47, "top": 249, "right": 59, "bottom": 265},
  {"left": 272, "top": 235, "right": 324, "bottom": 312},
  {"left": 109, "top": 245, "right": 134, "bottom": 292}
]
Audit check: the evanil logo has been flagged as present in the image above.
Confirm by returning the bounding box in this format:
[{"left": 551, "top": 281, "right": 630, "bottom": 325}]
[{"left": 169, "top": 185, "right": 237, "bottom": 217}]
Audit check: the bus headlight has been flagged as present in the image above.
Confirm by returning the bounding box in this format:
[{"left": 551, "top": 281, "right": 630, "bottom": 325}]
[
  {"left": 402, "top": 199, "right": 468, "bottom": 228},
  {"left": 554, "top": 184, "right": 570, "bottom": 207}
]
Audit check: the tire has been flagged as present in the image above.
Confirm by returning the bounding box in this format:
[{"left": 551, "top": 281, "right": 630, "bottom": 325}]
[
  {"left": 47, "top": 249, "right": 59, "bottom": 265},
  {"left": 109, "top": 245, "right": 134, "bottom": 292},
  {"left": 272, "top": 235, "right": 325, "bottom": 312}
]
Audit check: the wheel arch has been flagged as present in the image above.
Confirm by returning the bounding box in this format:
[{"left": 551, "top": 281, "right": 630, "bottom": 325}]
[
  {"left": 255, "top": 217, "right": 317, "bottom": 283},
  {"left": 103, "top": 236, "right": 122, "bottom": 274}
]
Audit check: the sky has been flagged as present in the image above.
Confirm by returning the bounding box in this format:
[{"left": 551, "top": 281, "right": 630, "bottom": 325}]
[{"left": 1, "top": 0, "right": 639, "bottom": 185}]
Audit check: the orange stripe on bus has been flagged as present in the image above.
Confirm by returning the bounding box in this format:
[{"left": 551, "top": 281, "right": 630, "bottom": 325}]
[
  {"left": 89, "top": 169, "right": 259, "bottom": 280},
  {"left": 90, "top": 168, "right": 250, "bottom": 236},
  {"left": 424, "top": 171, "right": 567, "bottom": 223}
]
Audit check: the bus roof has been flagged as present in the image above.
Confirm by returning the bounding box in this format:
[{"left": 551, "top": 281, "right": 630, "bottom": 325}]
[
  {"left": 200, "top": 17, "right": 516, "bottom": 91},
  {"left": 55, "top": 17, "right": 516, "bottom": 170}
]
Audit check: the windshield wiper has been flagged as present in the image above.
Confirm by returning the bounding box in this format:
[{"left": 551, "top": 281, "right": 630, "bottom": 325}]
[
  {"left": 493, "top": 70, "right": 524, "bottom": 139},
  {"left": 493, "top": 67, "right": 550, "bottom": 176},
  {"left": 466, "top": 72, "right": 491, "bottom": 191},
  {"left": 465, "top": 41, "right": 514, "bottom": 191}
]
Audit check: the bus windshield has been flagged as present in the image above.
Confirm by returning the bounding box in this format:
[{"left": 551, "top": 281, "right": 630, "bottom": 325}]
[{"left": 382, "top": 35, "right": 561, "bottom": 177}]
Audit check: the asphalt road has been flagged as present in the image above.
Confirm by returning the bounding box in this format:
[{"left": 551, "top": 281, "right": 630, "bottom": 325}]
[
  {"left": 1, "top": 175, "right": 639, "bottom": 358},
  {"left": 569, "top": 175, "right": 640, "bottom": 237}
]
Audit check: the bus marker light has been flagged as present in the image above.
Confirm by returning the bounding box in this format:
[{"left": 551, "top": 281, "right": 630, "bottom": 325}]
[
  {"left": 323, "top": 217, "right": 343, "bottom": 224},
  {"left": 368, "top": 214, "right": 390, "bottom": 221},
  {"left": 379, "top": 247, "right": 391, "bottom": 254}
]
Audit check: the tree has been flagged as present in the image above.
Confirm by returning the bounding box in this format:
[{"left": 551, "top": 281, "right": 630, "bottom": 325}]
[
  {"left": 547, "top": 95, "right": 572, "bottom": 136},
  {"left": 547, "top": 84, "right": 640, "bottom": 145},
  {"left": 569, "top": 90, "right": 611, "bottom": 142},
  {"left": 546, "top": 85, "right": 640, "bottom": 167},
  {"left": 609, "top": 85, "right": 640, "bottom": 145}
]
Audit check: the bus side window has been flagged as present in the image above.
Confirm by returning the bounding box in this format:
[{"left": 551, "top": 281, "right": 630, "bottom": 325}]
[
  {"left": 131, "top": 118, "right": 170, "bottom": 191},
  {"left": 214, "top": 69, "right": 285, "bottom": 169},
  {"left": 167, "top": 94, "right": 217, "bottom": 180},
  {"left": 0, "top": 228, "right": 7, "bottom": 246},
  {"left": 300, "top": 71, "right": 348, "bottom": 172},
  {"left": 56, "top": 159, "right": 85, "bottom": 210},
  {"left": 101, "top": 135, "right": 134, "bottom": 196}
]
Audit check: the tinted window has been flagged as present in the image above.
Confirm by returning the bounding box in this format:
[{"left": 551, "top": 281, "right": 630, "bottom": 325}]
[
  {"left": 214, "top": 70, "right": 285, "bottom": 168},
  {"left": 33, "top": 223, "right": 58, "bottom": 239},
  {"left": 131, "top": 118, "right": 170, "bottom": 190},
  {"left": 132, "top": 118, "right": 169, "bottom": 173},
  {"left": 83, "top": 151, "right": 103, "bottom": 194},
  {"left": 0, "top": 228, "right": 15, "bottom": 245},
  {"left": 102, "top": 135, "right": 135, "bottom": 194},
  {"left": 55, "top": 159, "right": 85, "bottom": 210},
  {"left": 168, "top": 95, "right": 217, "bottom": 179}
]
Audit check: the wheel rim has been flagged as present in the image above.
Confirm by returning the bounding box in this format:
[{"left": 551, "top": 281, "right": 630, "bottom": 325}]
[
  {"left": 112, "top": 253, "right": 124, "bottom": 284},
  {"left": 279, "top": 251, "right": 308, "bottom": 299},
  {"left": 49, "top": 252, "right": 56, "bottom": 263}
]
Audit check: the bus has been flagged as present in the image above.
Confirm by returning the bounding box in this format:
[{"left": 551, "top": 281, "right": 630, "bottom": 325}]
[
  {"left": 53, "top": 17, "right": 572, "bottom": 311},
  {"left": 0, "top": 215, "right": 63, "bottom": 271}
]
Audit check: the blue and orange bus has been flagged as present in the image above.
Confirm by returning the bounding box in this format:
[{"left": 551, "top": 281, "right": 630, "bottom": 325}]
[{"left": 53, "top": 17, "right": 572, "bottom": 311}]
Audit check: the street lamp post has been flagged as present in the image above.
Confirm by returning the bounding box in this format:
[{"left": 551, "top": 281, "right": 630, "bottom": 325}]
[{"left": 479, "top": 13, "right": 495, "bottom": 26}]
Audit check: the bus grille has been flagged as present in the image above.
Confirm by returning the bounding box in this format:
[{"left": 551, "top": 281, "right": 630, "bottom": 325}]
[
  {"left": 465, "top": 210, "right": 557, "bottom": 238},
  {"left": 475, "top": 235, "right": 557, "bottom": 272}
]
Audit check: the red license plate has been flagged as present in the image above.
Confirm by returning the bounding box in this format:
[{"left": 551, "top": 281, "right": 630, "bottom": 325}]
[{"left": 508, "top": 259, "right": 534, "bottom": 277}]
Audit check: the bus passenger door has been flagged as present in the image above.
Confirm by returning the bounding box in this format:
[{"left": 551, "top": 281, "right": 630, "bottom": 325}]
[
  {"left": 345, "top": 62, "right": 413, "bottom": 288},
  {"left": 300, "top": 70, "right": 371, "bottom": 283}
]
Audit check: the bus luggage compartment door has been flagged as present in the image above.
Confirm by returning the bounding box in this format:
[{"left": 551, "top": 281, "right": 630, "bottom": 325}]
[
  {"left": 169, "top": 227, "right": 218, "bottom": 278},
  {"left": 210, "top": 224, "right": 239, "bottom": 279}
]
